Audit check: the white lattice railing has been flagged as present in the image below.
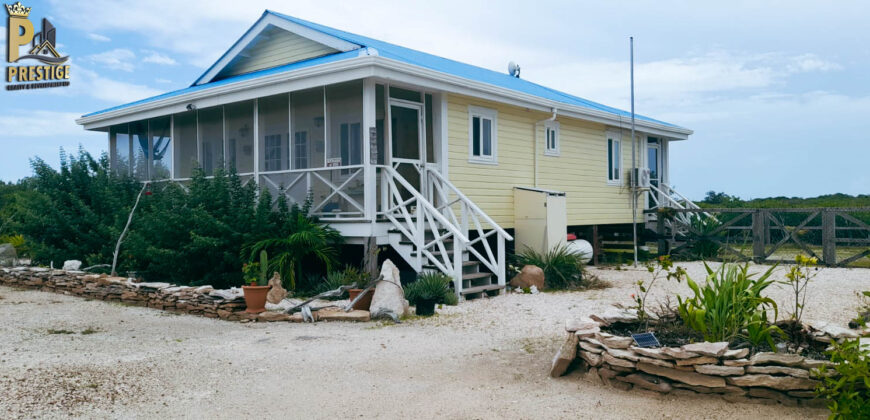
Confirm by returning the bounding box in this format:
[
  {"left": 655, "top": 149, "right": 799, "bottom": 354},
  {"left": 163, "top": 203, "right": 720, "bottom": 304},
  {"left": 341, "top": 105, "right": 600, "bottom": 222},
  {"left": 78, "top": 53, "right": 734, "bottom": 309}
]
[
  {"left": 260, "top": 166, "right": 366, "bottom": 220},
  {"left": 648, "top": 183, "right": 717, "bottom": 230}
]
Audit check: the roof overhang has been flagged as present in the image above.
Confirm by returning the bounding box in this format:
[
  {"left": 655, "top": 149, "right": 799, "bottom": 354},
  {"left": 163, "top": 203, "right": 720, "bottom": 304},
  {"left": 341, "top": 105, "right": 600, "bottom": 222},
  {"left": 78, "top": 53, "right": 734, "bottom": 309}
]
[
  {"left": 192, "top": 12, "right": 361, "bottom": 86},
  {"left": 77, "top": 54, "right": 692, "bottom": 139}
]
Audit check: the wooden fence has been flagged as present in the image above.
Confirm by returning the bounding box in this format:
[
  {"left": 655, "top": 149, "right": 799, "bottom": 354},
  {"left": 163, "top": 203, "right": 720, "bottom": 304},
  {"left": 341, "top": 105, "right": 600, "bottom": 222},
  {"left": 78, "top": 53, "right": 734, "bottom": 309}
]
[{"left": 650, "top": 207, "right": 870, "bottom": 267}]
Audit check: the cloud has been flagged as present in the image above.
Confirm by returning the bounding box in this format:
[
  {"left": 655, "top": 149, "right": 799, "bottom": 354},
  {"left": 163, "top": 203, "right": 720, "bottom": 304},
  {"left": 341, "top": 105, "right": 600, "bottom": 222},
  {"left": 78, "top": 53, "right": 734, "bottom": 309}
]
[
  {"left": 155, "top": 78, "right": 172, "bottom": 84},
  {"left": 73, "top": 66, "right": 163, "bottom": 103},
  {"left": 0, "top": 111, "right": 83, "bottom": 137},
  {"left": 142, "top": 50, "right": 177, "bottom": 66},
  {"left": 87, "top": 33, "right": 111, "bottom": 42},
  {"left": 85, "top": 48, "right": 136, "bottom": 72},
  {"left": 786, "top": 54, "right": 842, "bottom": 73}
]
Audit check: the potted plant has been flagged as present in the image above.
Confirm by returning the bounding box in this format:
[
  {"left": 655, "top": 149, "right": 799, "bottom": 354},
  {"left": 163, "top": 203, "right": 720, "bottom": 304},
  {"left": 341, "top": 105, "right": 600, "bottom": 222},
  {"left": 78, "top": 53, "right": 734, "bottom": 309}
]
[
  {"left": 342, "top": 267, "right": 374, "bottom": 311},
  {"left": 405, "top": 272, "right": 453, "bottom": 316},
  {"left": 242, "top": 250, "right": 271, "bottom": 314}
]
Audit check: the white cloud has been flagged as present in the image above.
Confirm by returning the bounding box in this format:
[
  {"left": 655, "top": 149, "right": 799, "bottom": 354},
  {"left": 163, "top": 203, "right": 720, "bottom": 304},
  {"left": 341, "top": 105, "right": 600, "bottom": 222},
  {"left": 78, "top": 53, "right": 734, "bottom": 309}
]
[
  {"left": 155, "top": 78, "right": 172, "bottom": 84},
  {"left": 73, "top": 66, "right": 163, "bottom": 103},
  {"left": 787, "top": 54, "right": 842, "bottom": 73},
  {"left": 0, "top": 111, "right": 83, "bottom": 137},
  {"left": 87, "top": 33, "right": 111, "bottom": 42},
  {"left": 85, "top": 48, "right": 136, "bottom": 72},
  {"left": 142, "top": 50, "right": 177, "bottom": 65}
]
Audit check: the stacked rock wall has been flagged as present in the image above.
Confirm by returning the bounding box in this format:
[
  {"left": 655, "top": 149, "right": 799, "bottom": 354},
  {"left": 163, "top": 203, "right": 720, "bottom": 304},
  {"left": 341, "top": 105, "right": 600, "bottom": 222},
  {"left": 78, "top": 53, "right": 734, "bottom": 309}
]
[{"left": 552, "top": 315, "right": 832, "bottom": 408}]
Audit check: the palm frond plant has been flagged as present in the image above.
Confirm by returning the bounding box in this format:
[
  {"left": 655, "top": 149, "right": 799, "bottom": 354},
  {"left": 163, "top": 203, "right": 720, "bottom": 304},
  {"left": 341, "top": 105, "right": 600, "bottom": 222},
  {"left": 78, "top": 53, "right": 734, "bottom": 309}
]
[
  {"left": 514, "top": 244, "right": 586, "bottom": 290},
  {"left": 244, "top": 208, "right": 343, "bottom": 291},
  {"left": 405, "top": 272, "right": 454, "bottom": 315}
]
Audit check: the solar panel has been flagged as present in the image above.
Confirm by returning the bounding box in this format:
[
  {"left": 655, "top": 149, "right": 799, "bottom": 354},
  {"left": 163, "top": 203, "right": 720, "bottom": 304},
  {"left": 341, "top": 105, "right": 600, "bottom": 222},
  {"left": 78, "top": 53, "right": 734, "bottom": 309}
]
[{"left": 631, "top": 332, "right": 661, "bottom": 348}]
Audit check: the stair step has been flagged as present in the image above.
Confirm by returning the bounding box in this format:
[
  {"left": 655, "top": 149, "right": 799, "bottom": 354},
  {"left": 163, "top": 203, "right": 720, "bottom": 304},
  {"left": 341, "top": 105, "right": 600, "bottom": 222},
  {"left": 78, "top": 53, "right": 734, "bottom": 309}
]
[
  {"left": 460, "top": 284, "right": 505, "bottom": 295},
  {"left": 462, "top": 272, "right": 492, "bottom": 281},
  {"left": 422, "top": 261, "right": 478, "bottom": 270},
  {"left": 399, "top": 238, "right": 454, "bottom": 246}
]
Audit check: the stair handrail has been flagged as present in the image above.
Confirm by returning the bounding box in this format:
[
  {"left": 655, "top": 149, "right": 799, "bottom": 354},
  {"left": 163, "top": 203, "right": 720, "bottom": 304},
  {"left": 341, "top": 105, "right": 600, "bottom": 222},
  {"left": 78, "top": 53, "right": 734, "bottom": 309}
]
[
  {"left": 425, "top": 168, "right": 513, "bottom": 241},
  {"left": 377, "top": 165, "right": 469, "bottom": 244}
]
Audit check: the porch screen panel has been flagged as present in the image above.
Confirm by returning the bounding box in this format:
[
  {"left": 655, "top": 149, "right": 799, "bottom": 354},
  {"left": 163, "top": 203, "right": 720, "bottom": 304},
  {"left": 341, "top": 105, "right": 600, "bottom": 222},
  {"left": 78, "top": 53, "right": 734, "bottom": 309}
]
[
  {"left": 173, "top": 112, "right": 197, "bottom": 179},
  {"left": 198, "top": 107, "right": 223, "bottom": 176},
  {"left": 258, "top": 94, "right": 289, "bottom": 172},
  {"left": 326, "top": 81, "right": 362, "bottom": 167},
  {"left": 225, "top": 100, "right": 254, "bottom": 174},
  {"left": 290, "top": 88, "right": 324, "bottom": 169},
  {"left": 130, "top": 121, "right": 148, "bottom": 180},
  {"left": 425, "top": 94, "right": 434, "bottom": 163},
  {"left": 375, "top": 84, "right": 385, "bottom": 165},
  {"left": 149, "top": 116, "right": 172, "bottom": 180},
  {"left": 110, "top": 124, "right": 131, "bottom": 176}
]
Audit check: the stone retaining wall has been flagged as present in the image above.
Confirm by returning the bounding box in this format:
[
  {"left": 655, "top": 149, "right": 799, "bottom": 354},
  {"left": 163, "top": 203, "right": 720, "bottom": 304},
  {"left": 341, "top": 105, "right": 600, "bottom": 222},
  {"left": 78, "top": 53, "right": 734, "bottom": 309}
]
[
  {"left": 0, "top": 267, "right": 370, "bottom": 323},
  {"left": 550, "top": 315, "right": 834, "bottom": 408}
]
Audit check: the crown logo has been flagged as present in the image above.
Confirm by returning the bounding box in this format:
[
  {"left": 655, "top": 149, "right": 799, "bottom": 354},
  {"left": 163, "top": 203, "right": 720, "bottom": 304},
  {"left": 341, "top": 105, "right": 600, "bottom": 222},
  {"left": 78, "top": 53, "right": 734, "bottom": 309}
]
[{"left": 5, "top": 2, "right": 31, "bottom": 17}]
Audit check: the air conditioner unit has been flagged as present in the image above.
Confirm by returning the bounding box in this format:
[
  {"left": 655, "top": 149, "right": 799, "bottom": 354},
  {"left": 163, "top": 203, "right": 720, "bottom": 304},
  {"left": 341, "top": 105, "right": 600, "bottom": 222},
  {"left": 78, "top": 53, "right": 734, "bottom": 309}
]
[{"left": 632, "top": 168, "right": 651, "bottom": 190}]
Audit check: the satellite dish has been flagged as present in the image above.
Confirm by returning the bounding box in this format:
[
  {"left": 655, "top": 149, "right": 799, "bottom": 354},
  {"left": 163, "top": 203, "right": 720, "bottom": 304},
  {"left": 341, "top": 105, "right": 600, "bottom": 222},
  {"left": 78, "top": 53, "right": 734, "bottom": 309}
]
[{"left": 508, "top": 61, "right": 521, "bottom": 78}]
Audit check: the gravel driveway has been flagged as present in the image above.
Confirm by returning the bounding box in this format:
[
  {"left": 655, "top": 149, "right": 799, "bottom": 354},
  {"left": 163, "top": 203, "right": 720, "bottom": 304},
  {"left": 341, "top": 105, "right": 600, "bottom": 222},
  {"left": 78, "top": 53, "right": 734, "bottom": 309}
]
[{"left": 1, "top": 262, "right": 866, "bottom": 419}]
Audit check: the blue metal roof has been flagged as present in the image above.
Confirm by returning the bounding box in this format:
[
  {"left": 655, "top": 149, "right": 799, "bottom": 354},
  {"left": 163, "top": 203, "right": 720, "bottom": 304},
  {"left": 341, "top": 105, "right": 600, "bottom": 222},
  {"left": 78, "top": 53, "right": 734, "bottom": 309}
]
[{"left": 84, "top": 10, "right": 683, "bottom": 129}]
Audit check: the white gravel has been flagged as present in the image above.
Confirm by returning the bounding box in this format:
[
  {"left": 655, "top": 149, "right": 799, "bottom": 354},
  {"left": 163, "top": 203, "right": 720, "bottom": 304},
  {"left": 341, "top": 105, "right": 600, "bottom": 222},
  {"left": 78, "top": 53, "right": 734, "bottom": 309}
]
[{"left": 1, "top": 262, "right": 867, "bottom": 419}]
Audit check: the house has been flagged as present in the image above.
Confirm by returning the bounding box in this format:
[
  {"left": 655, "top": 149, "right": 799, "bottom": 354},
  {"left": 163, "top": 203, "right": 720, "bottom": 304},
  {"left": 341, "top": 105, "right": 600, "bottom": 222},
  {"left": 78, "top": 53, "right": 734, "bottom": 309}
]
[{"left": 76, "top": 11, "right": 694, "bottom": 298}]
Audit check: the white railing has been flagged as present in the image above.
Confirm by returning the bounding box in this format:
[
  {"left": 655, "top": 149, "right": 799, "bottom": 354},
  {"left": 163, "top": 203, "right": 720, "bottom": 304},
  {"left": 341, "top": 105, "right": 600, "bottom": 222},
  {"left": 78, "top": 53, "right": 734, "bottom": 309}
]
[
  {"left": 648, "top": 183, "right": 717, "bottom": 232},
  {"left": 260, "top": 166, "right": 366, "bottom": 220},
  {"left": 377, "top": 165, "right": 470, "bottom": 292},
  {"left": 425, "top": 167, "right": 512, "bottom": 290}
]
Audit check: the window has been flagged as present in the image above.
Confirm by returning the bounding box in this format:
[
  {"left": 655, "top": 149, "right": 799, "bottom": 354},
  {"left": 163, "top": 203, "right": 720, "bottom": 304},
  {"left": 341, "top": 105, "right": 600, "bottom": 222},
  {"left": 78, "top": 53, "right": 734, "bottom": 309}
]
[
  {"left": 468, "top": 106, "right": 497, "bottom": 163},
  {"left": 545, "top": 121, "right": 559, "bottom": 156},
  {"left": 607, "top": 133, "right": 621, "bottom": 184},
  {"left": 294, "top": 131, "right": 308, "bottom": 169},
  {"left": 264, "top": 134, "right": 283, "bottom": 171}
]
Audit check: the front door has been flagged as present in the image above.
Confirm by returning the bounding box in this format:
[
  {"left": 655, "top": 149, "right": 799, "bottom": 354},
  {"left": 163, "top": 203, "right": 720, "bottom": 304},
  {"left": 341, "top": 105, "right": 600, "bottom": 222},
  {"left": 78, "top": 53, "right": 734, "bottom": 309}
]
[
  {"left": 390, "top": 100, "right": 425, "bottom": 199},
  {"left": 647, "top": 138, "right": 661, "bottom": 207}
]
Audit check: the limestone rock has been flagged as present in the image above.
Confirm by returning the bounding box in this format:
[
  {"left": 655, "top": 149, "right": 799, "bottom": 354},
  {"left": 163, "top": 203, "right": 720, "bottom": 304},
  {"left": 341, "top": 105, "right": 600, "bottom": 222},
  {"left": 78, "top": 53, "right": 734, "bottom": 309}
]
[
  {"left": 579, "top": 350, "right": 603, "bottom": 367},
  {"left": 724, "top": 358, "right": 752, "bottom": 367},
  {"left": 566, "top": 316, "right": 599, "bottom": 332},
  {"left": 675, "top": 356, "right": 718, "bottom": 366},
  {"left": 681, "top": 342, "right": 729, "bottom": 357},
  {"left": 748, "top": 388, "right": 798, "bottom": 406},
  {"left": 616, "top": 373, "right": 672, "bottom": 393},
  {"left": 661, "top": 347, "right": 701, "bottom": 359},
  {"left": 636, "top": 362, "right": 726, "bottom": 388},
  {"left": 674, "top": 383, "right": 746, "bottom": 395},
  {"left": 265, "top": 272, "right": 286, "bottom": 304},
  {"left": 369, "top": 259, "right": 406, "bottom": 321},
  {"left": 318, "top": 309, "right": 371, "bottom": 322},
  {"left": 579, "top": 341, "right": 604, "bottom": 354},
  {"left": 595, "top": 332, "right": 634, "bottom": 349},
  {"left": 194, "top": 285, "right": 214, "bottom": 294},
  {"left": 722, "top": 348, "right": 750, "bottom": 359},
  {"left": 750, "top": 352, "right": 804, "bottom": 367},
  {"left": 631, "top": 347, "right": 671, "bottom": 360},
  {"left": 591, "top": 307, "right": 639, "bottom": 326},
  {"left": 605, "top": 347, "right": 640, "bottom": 362},
  {"left": 603, "top": 352, "right": 636, "bottom": 369},
  {"left": 745, "top": 365, "right": 810, "bottom": 378},
  {"left": 800, "top": 359, "right": 833, "bottom": 370},
  {"left": 550, "top": 334, "right": 580, "bottom": 377},
  {"left": 257, "top": 311, "right": 291, "bottom": 322},
  {"left": 636, "top": 356, "right": 674, "bottom": 368},
  {"left": 62, "top": 260, "right": 82, "bottom": 271},
  {"left": 510, "top": 265, "right": 545, "bottom": 290},
  {"left": 694, "top": 364, "right": 745, "bottom": 376},
  {"left": 727, "top": 374, "right": 818, "bottom": 390}
]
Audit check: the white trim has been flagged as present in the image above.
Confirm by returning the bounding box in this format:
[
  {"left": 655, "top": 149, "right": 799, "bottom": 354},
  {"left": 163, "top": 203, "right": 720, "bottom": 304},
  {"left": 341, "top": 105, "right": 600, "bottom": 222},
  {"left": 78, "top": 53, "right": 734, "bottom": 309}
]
[
  {"left": 544, "top": 120, "right": 560, "bottom": 157},
  {"left": 435, "top": 91, "right": 449, "bottom": 178},
  {"left": 78, "top": 56, "right": 691, "bottom": 140},
  {"left": 193, "top": 13, "right": 360, "bottom": 86},
  {"left": 606, "top": 130, "right": 622, "bottom": 186},
  {"left": 467, "top": 105, "right": 498, "bottom": 165}
]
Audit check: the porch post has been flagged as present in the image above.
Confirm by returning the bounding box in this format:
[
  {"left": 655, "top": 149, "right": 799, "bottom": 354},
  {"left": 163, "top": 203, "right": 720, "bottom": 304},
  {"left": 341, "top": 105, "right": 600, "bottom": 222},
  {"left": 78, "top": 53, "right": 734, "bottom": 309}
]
[
  {"left": 253, "top": 99, "right": 259, "bottom": 187},
  {"left": 362, "top": 78, "right": 377, "bottom": 221}
]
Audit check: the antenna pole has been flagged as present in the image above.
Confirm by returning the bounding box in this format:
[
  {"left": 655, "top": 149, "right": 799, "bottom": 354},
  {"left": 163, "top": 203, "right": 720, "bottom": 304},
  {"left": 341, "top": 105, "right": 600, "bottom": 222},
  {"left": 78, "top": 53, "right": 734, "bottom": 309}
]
[{"left": 630, "top": 36, "right": 638, "bottom": 267}]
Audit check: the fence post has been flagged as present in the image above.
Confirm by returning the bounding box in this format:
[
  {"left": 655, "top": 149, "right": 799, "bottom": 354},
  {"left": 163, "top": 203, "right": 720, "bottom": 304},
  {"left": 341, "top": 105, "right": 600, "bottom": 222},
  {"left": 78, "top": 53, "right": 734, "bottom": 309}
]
[
  {"left": 822, "top": 210, "right": 837, "bottom": 266},
  {"left": 656, "top": 210, "right": 668, "bottom": 257},
  {"left": 752, "top": 210, "right": 765, "bottom": 263}
]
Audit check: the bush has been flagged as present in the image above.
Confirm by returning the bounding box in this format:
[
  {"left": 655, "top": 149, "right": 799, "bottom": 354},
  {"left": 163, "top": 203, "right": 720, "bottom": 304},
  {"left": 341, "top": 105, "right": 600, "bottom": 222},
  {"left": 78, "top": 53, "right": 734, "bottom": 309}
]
[
  {"left": 676, "top": 262, "right": 782, "bottom": 348},
  {"left": 815, "top": 338, "right": 870, "bottom": 419},
  {"left": 405, "top": 272, "right": 454, "bottom": 306},
  {"left": 514, "top": 244, "right": 586, "bottom": 290}
]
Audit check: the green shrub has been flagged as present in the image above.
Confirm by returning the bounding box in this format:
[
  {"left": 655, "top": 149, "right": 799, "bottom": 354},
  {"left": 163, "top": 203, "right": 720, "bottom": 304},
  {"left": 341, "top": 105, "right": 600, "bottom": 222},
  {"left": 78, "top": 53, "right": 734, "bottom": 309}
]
[
  {"left": 514, "top": 244, "right": 586, "bottom": 290},
  {"left": 686, "top": 216, "right": 723, "bottom": 259},
  {"left": 815, "top": 338, "right": 870, "bottom": 419},
  {"left": 405, "top": 272, "right": 453, "bottom": 306},
  {"left": 677, "top": 262, "right": 781, "bottom": 347}
]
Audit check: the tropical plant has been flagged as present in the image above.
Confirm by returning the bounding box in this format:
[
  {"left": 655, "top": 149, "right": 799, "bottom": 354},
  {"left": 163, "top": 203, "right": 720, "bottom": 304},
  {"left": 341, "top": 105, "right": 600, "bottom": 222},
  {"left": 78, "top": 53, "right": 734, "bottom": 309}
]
[
  {"left": 686, "top": 216, "right": 723, "bottom": 259},
  {"left": 405, "top": 272, "right": 453, "bottom": 306},
  {"left": 312, "top": 266, "right": 369, "bottom": 297},
  {"left": 779, "top": 254, "right": 820, "bottom": 323},
  {"left": 241, "top": 250, "right": 269, "bottom": 286},
  {"left": 815, "top": 338, "right": 870, "bottom": 419},
  {"left": 676, "top": 262, "right": 781, "bottom": 347},
  {"left": 632, "top": 255, "right": 686, "bottom": 328},
  {"left": 514, "top": 244, "right": 586, "bottom": 290},
  {"left": 245, "top": 204, "right": 343, "bottom": 291}
]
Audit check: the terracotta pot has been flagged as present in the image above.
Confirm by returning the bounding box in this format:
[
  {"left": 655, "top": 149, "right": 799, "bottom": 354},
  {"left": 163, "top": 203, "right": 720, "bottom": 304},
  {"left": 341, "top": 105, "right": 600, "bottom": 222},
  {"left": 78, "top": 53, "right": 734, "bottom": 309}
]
[
  {"left": 242, "top": 285, "right": 271, "bottom": 314},
  {"left": 348, "top": 288, "right": 374, "bottom": 311}
]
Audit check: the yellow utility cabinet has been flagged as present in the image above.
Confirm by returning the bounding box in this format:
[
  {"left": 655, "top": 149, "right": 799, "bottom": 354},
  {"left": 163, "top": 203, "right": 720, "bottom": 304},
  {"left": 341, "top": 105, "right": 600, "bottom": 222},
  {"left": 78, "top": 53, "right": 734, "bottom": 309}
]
[{"left": 513, "top": 187, "right": 567, "bottom": 255}]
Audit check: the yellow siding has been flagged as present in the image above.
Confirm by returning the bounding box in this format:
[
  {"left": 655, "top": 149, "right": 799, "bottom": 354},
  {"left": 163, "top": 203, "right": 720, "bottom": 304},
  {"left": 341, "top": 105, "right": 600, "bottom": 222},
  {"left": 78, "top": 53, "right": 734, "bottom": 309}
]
[
  {"left": 447, "top": 93, "right": 637, "bottom": 228},
  {"left": 216, "top": 26, "right": 338, "bottom": 80}
]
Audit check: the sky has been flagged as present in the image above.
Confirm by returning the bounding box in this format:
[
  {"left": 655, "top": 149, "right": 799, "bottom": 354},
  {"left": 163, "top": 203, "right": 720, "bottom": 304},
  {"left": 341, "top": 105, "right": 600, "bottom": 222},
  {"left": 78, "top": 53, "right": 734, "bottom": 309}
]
[{"left": 1, "top": 0, "right": 868, "bottom": 200}]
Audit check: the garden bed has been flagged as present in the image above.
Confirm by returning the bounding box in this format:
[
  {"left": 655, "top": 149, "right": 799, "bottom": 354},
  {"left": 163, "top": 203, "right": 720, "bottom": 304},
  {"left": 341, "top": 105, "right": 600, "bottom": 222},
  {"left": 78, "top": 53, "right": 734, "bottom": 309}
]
[{"left": 550, "top": 309, "right": 868, "bottom": 407}]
